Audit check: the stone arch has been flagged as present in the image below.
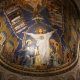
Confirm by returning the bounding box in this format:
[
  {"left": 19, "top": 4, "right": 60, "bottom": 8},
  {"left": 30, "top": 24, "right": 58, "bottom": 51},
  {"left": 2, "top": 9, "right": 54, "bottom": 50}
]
[
  {"left": 67, "top": 75, "right": 75, "bottom": 80},
  {"left": 8, "top": 77, "right": 17, "bottom": 80},
  {"left": 53, "top": 76, "right": 64, "bottom": 80},
  {"left": 38, "top": 77, "right": 49, "bottom": 80},
  {"left": 20, "top": 78, "right": 32, "bottom": 80},
  {"left": 0, "top": 72, "right": 5, "bottom": 80},
  {"left": 76, "top": 69, "right": 80, "bottom": 80},
  {"left": 7, "top": 74, "right": 19, "bottom": 80}
]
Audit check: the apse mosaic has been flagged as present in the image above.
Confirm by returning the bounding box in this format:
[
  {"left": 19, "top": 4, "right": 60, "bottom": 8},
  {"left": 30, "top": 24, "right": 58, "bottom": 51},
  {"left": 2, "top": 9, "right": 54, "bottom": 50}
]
[{"left": 0, "top": 0, "right": 78, "bottom": 70}]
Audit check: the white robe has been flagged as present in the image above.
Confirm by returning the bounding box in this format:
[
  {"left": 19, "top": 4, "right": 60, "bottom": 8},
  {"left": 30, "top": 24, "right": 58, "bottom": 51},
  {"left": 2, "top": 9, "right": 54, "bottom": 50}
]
[{"left": 27, "top": 31, "right": 53, "bottom": 64}]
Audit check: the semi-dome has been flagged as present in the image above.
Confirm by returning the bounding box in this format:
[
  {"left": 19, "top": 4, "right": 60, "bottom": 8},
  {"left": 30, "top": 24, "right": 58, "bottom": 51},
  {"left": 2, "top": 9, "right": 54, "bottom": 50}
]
[{"left": 0, "top": 0, "right": 78, "bottom": 76}]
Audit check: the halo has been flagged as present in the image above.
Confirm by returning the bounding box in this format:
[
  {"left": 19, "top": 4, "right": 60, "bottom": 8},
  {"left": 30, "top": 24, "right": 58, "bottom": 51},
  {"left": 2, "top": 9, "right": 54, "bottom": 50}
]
[
  {"left": 26, "top": 39, "right": 32, "bottom": 44},
  {"left": 35, "top": 26, "right": 46, "bottom": 34}
]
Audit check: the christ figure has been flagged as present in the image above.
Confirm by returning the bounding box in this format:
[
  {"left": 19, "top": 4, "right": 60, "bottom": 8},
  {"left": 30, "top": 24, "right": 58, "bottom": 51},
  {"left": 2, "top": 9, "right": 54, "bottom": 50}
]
[{"left": 23, "top": 28, "right": 57, "bottom": 64}]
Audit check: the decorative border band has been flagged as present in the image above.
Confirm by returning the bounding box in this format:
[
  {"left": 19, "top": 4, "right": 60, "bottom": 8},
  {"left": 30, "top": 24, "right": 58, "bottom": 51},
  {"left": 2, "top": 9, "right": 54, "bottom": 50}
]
[{"left": 0, "top": 57, "right": 78, "bottom": 77}]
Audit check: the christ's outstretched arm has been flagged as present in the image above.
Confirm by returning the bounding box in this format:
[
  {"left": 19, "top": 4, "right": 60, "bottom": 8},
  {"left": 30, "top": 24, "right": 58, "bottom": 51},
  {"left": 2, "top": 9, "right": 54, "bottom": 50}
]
[
  {"left": 22, "top": 32, "right": 37, "bottom": 40},
  {"left": 46, "top": 29, "right": 57, "bottom": 38}
]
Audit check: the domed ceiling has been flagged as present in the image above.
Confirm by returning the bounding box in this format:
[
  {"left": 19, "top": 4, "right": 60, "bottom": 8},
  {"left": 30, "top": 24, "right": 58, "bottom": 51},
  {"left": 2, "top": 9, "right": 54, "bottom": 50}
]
[{"left": 0, "top": 0, "right": 78, "bottom": 74}]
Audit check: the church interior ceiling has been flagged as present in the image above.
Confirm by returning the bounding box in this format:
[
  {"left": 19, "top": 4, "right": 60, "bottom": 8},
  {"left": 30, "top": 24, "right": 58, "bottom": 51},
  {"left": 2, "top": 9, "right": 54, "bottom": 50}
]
[{"left": 0, "top": 0, "right": 78, "bottom": 74}]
